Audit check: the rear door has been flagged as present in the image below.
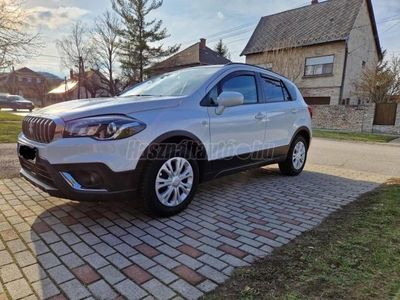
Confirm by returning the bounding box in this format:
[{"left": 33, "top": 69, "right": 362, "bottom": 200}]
[{"left": 260, "top": 75, "right": 299, "bottom": 155}]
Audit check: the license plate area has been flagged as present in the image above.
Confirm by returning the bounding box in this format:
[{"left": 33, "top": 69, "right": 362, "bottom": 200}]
[{"left": 18, "top": 144, "right": 37, "bottom": 161}]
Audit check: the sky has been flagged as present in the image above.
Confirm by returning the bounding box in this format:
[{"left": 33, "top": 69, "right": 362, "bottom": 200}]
[{"left": 19, "top": 0, "right": 400, "bottom": 78}]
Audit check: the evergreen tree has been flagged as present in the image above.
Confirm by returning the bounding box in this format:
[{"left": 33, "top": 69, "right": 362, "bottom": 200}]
[
  {"left": 111, "top": 0, "right": 180, "bottom": 84},
  {"left": 214, "top": 39, "right": 231, "bottom": 60}
]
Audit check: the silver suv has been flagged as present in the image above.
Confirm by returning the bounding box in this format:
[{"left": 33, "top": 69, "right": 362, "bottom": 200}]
[{"left": 18, "top": 63, "right": 312, "bottom": 216}]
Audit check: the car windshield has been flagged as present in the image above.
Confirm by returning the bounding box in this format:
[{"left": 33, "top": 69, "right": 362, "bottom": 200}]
[{"left": 119, "top": 67, "right": 222, "bottom": 98}]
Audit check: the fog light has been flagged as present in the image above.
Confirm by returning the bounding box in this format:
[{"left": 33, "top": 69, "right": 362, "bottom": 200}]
[{"left": 61, "top": 171, "right": 106, "bottom": 191}]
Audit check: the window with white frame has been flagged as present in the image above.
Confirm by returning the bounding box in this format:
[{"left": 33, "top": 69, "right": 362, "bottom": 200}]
[
  {"left": 36, "top": 78, "right": 42, "bottom": 83},
  {"left": 27, "top": 77, "right": 32, "bottom": 83},
  {"left": 304, "top": 55, "right": 334, "bottom": 76}
]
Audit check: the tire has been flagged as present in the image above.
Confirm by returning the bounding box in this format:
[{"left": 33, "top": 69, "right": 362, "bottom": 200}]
[
  {"left": 279, "top": 135, "right": 308, "bottom": 176},
  {"left": 141, "top": 143, "right": 199, "bottom": 217}
]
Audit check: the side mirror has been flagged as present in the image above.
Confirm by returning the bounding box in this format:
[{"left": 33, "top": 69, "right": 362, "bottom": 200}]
[{"left": 215, "top": 91, "right": 244, "bottom": 115}]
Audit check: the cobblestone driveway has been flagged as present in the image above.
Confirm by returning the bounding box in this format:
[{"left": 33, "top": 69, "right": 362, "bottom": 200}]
[{"left": 0, "top": 164, "right": 390, "bottom": 300}]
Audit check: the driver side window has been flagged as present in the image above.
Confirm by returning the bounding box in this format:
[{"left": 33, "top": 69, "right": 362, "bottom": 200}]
[{"left": 222, "top": 75, "right": 258, "bottom": 104}]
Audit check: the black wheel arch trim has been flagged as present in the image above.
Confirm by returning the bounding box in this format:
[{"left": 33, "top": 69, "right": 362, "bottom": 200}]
[{"left": 290, "top": 126, "right": 311, "bottom": 148}]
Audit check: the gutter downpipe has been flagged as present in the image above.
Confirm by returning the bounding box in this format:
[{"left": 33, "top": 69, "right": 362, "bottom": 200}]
[{"left": 339, "top": 37, "right": 349, "bottom": 104}]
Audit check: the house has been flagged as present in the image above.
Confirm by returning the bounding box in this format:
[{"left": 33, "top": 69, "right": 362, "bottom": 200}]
[
  {"left": 0, "top": 67, "right": 48, "bottom": 105},
  {"left": 241, "top": 0, "right": 382, "bottom": 105},
  {"left": 150, "top": 38, "right": 231, "bottom": 76},
  {"left": 46, "top": 69, "right": 110, "bottom": 106}
]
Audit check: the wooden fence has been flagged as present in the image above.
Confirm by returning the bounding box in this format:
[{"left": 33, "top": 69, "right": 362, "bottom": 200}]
[{"left": 374, "top": 103, "right": 398, "bottom": 126}]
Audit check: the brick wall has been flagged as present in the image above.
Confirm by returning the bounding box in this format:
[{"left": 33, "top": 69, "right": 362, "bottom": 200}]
[{"left": 311, "top": 104, "right": 376, "bottom": 132}]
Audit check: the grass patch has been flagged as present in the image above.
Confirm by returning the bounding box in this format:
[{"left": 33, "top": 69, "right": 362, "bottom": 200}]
[
  {"left": 0, "top": 111, "right": 24, "bottom": 122},
  {"left": 0, "top": 112, "right": 23, "bottom": 143},
  {"left": 313, "top": 129, "right": 399, "bottom": 143},
  {"left": 0, "top": 122, "right": 22, "bottom": 143},
  {"left": 205, "top": 179, "right": 400, "bottom": 300}
]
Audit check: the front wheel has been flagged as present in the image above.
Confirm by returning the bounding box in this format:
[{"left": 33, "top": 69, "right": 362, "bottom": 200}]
[
  {"left": 279, "top": 135, "right": 308, "bottom": 176},
  {"left": 141, "top": 144, "right": 199, "bottom": 216}
]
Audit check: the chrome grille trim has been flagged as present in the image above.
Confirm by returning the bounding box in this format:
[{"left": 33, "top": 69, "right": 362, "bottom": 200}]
[{"left": 22, "top": 115, "right": 64, "bottom": 144}]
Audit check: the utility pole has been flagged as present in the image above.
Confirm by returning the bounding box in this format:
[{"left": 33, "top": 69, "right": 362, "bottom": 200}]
[{"left": 77, "top": 56, "right": 83, "bottom": 99}]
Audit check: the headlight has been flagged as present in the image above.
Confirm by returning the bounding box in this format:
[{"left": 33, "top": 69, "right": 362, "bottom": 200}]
[{"left": 63, "top": 115, "right": 146, "bottom": 140}]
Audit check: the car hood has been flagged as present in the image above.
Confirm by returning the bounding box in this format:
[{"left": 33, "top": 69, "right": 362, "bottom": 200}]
[{"left": 30, "top": 96, "right": 182, "bottom": 121}]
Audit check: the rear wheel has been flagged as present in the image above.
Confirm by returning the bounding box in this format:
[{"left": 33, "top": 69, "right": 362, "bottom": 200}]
[
  {"left": 279, "top": 135, "right": 307, "bottom": 176},
  {"left": 141, "top": 144, "right": 199, "bottom": 216}
]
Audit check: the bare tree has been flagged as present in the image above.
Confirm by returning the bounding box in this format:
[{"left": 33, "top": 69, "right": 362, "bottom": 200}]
[
  {"left": 252, "top": 38, "right": 303, "bottom": 83},
  {"left": 0, "top": 0, "right": 43, "bottom": 71},
  {"left": 91, "top": 11, "right": 120, "bottom": 96},
  {"left": 352, "top": 52, "right": 400, "bottom": 103},
  {"left": 56, "top": 21, "right": 94, "bottom": 98}
]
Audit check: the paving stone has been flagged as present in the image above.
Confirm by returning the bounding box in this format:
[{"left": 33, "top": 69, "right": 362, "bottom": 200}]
[
  {"left": 177, "top": 245, "right": 204, "bottom": 259},
  {"left": 60, "top": 252, "right": 85, "bottom": 269},
  {"left": 115, "top": 279, "right": 148, "bottom": 299},
  {"left": 22, "top": 264, "right": 47, "bottom": 283},
  {"left": 135, "top": 243, "right": 160, "bottom": 258},
  {"left": 14, "top": 250, "right": 36, "bottom": 267},
  {"left": 156, "top": 244, "right": 181, "bottom": 258},
  {"left": 79, "top": 232, "right": 101, "bottom": 245},
  {"left": 84, "top": 252, "right": 109, "bottom": 269},
  {"left": 28, "top": 240, "right": 50, "bottom": 255},
  {"left": 106, "top": 252, "right": 132, "bottom": 269},
  {"left": 153, "top": 254, "right": 180, "bottom": 270},
  {"left": 142, "top": 278, "right": 176, "bottom": 300},
  {"left": 101, "top": 234, "right": 122, "bottom": 246},
  {"left": 50, "top": 241, "right": 72, "bottom": 256},
  {"left": 172, "top": 265, "right": 204, "bottom": 285},
  {"left": 93, "top": 242, "right": 116, "bottom": 256},
  {"left": 98, "top": 265, "right": 126, "bottom": 285},
  {"left": 197, "top": 279, "right": 219, "bottom": 293},
  {"left": 60, "top": 231, "right": 81, "bottom": 245},
  {"left": 5, "top": 278, "right": 33, "bottom": 299},
  {"left": 60, "top": 279, "right": 91, "bottom": 300},
  {"left": 170, "top": 279, "right": 204, "bottom": 300},
  {"left": 37, "top": 252, "right": 61, "bottom": 269},
  {"left": 175, "top": 254, "right": 203, "bottom": 270},
  {"left": 32, "top": 277, "right": 60, "bottom": 299},
  {"left": 72, "top": 242, "right": 95, "bottom": 256},
  {"left": 6, "top": 239, "right": 27, "bottom": 253},
  {"left": 1, "top": 263, "right": 23, "bottom": 282},
  {"left": 72, "top": 264, "right": 101, "bottom": 284},
  {"left": 48, "top": 264, "right": 75, "bottom": 284},
  {"left": 148, "top": 265, "right": 179, "bottom": 285},
  {"left": 123, "top": 265, "right": 153, "bottom": 285},
  {"left": 197, "top": 265, "right": 228, "bottom": 284},
  {"left": 120, "top": 234, "right": 142, "bottom": 247},
  {"left": 88, "top": 279, "right": 118, "bottom": 300},
  {"left": 198, "top": 254, "right": 228, "bottom": 271},
  {"left": 197, "top": 245, "right": 224, "bottom": 258},
  {"left": 130, "top": 253, "right": 157, "bottom": 270},
  {"left": 114, "top": 243, "right": 138, "bottom": 257}
]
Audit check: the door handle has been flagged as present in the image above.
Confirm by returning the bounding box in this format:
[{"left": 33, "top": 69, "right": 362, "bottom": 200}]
[
  {"left": 255, "top": 113, "right": 266, "bottom": 120},
  {"left": 291, "top": 109, "right": 299, "bottom": 114}
]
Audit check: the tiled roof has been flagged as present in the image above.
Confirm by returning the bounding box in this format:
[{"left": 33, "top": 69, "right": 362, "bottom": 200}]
[
  {"left": 241, "top": 0, "right": 379, "bottom": 56},
  {"left": 152, "top": 42, "right": 231, "bottom": 70}
]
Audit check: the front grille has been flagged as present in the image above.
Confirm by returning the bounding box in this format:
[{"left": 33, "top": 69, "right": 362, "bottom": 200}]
[
  {"left": 22, "top": 116, "right": 56, "bottom": 143},
  {"left": 19, "top": 158, "right": 54, "bottom": 186}
]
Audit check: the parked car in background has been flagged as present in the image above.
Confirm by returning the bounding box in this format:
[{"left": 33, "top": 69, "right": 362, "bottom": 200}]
[
  {"left": 17, "top": 63, "right": 312, "bottom": 216},
  {"left": 0, "top": 94, "right": 35, "bottom": 111}
]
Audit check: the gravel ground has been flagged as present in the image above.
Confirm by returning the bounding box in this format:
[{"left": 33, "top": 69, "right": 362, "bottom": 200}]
[{"left": 0, "top": 143, "right": 19, "bottom": 179}]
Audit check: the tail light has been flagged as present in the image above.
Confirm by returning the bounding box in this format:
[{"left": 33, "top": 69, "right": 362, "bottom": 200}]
[{"left": 307, "top": 106, "right": 313, "bottom": 118}]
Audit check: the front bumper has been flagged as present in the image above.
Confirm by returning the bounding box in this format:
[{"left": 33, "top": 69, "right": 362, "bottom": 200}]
[{"left": 19, "top": 156, "right": 140, "bottom": 201}]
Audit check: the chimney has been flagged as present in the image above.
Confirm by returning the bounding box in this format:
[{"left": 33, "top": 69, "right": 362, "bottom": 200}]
[
  {"left": 200, "top": 38, "right": 206, "bottom": 49},
  {"left": 70, "top": 69, "right": 73, "bottom": 80},
  {"left": 311, "top": 0, "right": 318, "bottom": 4}
]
